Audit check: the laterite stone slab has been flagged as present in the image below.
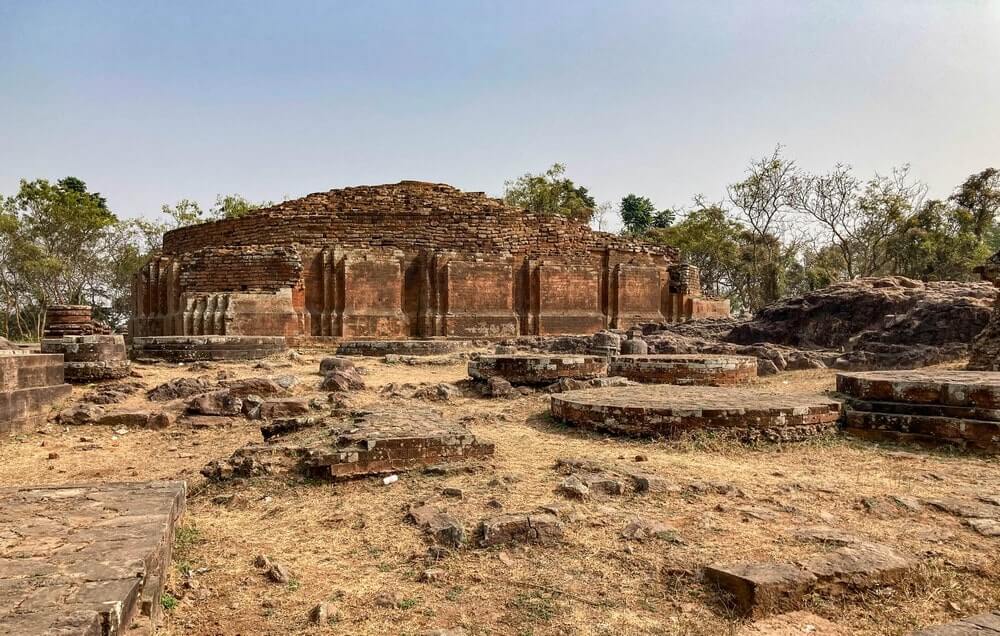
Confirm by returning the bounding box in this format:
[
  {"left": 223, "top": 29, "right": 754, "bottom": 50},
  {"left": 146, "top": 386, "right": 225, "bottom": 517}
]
[
  {"left": 0, "top": 481, "right": 186, "bottom": 636},
  {"left": 336, "top": 340, "right": 474, "bottom": 356}
]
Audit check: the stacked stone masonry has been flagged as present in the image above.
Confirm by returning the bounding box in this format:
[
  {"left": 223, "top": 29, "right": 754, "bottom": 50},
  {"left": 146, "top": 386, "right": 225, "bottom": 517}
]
[
  {"left": 0, "top": 351, "right": 72, "bottom": 436},
  {"left": 336, "top": 339, "right": 474, "bottom": 356},
  {"left": 41, "top": 335, "right": 130, "bottom": 382},
  {"left": 838, "top": 370, "right": 1000, "bottom": 453},
  {"left": 131, "top": 335, "right": 287, "bottom": 362},
  {"left": 469, "top": 354, "right": 608, "bottom": 385},
  {"left": 551, "top": 385, "right": 841, "bottom": 442},
  {"left": 44, "top": 304, "right": 111, "bottom": 337},
  {"left": 204, "top": 406, "right": 495, "bottom": 480},
  {"left": 608, "top": 354, "right": 757, "bottom": 385},
  {"left": 132, "top": 181, "right": 729, "bottom": 341},
  {"left": 0, "top": 481, "right": 185, "bottom": 635}
]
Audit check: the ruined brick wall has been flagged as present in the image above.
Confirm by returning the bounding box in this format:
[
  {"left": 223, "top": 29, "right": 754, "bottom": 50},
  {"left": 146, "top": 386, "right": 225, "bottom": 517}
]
[{"left": 133, "top": 181, "right": 727, "bottom": 339}]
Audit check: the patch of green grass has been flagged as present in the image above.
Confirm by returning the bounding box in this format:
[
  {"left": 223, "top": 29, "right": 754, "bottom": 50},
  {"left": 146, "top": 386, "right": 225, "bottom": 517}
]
[
  {"left": 173, "top": 524, "right": 203, "bottom": 561},
  {"left": 161, "top": 593, "right": 178, "bottom": 611},
  {"left": 287, "top": 579, "right": 301, "bottom": 591},
  {"left": 509, "top": 591, "right": 557, "bottom": 622},
  {"left": 398, "top": 597, "right": 419, "bottom": 610}
]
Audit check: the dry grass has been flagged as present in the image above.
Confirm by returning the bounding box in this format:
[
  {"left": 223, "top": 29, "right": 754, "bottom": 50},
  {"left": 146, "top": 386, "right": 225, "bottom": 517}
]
[{"left": 0, "top": 355, "right": 997, "bottom": 635}]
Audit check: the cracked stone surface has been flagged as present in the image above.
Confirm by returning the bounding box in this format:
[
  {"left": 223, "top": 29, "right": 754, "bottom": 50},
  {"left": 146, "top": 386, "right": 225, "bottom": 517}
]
[
  {"left": 551, "top": 385, "right": 840, "bottom": 442},
  {"left": 0, "top": 481, "right": 186, "bottom": 635}
]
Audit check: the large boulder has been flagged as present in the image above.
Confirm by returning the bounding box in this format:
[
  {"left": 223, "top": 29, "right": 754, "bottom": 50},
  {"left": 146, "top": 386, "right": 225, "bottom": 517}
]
[{"left": 727, "top": 277, "right": 995, "bottom": 351}]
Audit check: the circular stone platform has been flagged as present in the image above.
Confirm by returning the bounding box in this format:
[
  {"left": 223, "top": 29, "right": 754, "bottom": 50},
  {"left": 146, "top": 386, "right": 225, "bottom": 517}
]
[
  {"left": 40, "top": 335, "right": 130, "bottom": 382},
  {"left": 336, "top": 340, "right": 474, "bottom": 357},
  {"left": 609, "top": 354, "right": 757, "bottom": 386},
  {"left": 550, "top": 385, "right": 841, "bottom": 442},
  {"left": 469, "top": 354, "right": 608, "bottom": 385}
]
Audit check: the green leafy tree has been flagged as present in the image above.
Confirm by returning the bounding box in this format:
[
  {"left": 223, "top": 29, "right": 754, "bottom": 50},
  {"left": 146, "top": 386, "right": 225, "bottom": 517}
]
[
  {"left": 503, "top": 163, "right": 595, "bottom": 223},
  {"left": 950, "top": 167, "right": 1000, "bottom": 241},
  {"left": 210, "top": 194, "right": 272, "bottom": 220},
  {"left": 620, "top": 194, "right": 657, "bottom": 235}
]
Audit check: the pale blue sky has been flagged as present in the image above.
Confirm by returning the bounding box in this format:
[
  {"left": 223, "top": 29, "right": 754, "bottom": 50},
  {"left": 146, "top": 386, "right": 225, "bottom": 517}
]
[{"left": 2, "top": 1, "right": 998, "bottom": 230}]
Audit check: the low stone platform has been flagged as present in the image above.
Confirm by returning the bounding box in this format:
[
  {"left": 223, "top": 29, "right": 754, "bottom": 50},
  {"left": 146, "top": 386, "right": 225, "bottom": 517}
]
[
  {"left": 131, "top": 335, "right": 288, "bottom": 362},
  {"left": 838, "top": 371, "right": 1000, "bottom": 452},
  {"left": 550, "top": 385, "right": 840, "bottom": 442},
  {"left": 0, "top": 481, "right": 186, "bottom": 635},
  {"left": 910, "top": 610, "right": 1000, "bottom": 635},
  {"left": 41, "top": 334, "right": 130, "bottom": 382},
  {"left": 1, "top": 351, "right": 72, "bottom": 436},
  {"left": 608, "top": 354, "right": 757, "bottom": 386},
  {"left": 203, "top": 406, "right": 494, "bottom": 480},
  {"left": 336, "top": 340, "right": 474, "bottom": 357},
  {"left": 469, "top": 354, "right": 607, "bottom": 385}
]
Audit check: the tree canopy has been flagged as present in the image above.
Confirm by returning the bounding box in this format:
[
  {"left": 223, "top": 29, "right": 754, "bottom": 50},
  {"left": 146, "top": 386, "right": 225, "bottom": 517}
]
[{"left": 503, "top": 163, "right": 596, "bottom": 224}]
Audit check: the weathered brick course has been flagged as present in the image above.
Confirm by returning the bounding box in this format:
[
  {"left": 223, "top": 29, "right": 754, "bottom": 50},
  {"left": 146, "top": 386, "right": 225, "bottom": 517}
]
[
  {"left": 609, "top": 354, "right": 757, "bottom": 385},
  {"left": 132, "top": 181, "right": 728, "bottom": 340}
]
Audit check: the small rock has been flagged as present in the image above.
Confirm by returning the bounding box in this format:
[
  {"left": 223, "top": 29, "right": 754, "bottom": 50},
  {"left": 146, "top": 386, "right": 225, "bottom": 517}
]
[
  {"left": 621, "top": 517, "right": 681, "bottom": 542},
  {"left": 442, "top": 487, "right": 464, "bottom": 499},
  {"left": 421, "top": 568, "right": 445, "bottom": 582},
  {"left": 374, "top": 590, "right": 399, "bottom": 608},
  {"left": 383, "top": 474, "right": 399, "bottom": 486},
  {"left": 558, "top": 475, "right": 590, "bottom": 499},
  {"left": 309, "top": 602, "right": 335, "bottom": 624},
  {"left": 266, "top": 562, "right": 291, "bottom": 584}
]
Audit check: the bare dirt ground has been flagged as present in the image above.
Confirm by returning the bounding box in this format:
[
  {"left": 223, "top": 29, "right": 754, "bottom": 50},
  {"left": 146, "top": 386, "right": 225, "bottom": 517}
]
[{"left": 1, "top": 353, "right": 997, "bottom": 635}]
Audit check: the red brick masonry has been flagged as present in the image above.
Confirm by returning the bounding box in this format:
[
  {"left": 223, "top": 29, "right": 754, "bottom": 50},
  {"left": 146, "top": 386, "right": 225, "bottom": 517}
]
[{"left": 133, "top": 181, "right": 729, "bottom": 340}]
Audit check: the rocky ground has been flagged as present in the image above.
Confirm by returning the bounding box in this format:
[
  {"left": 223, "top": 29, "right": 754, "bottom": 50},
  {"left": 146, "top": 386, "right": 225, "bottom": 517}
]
[{"left": 0, "top": 350, "right": 998, "bottom": 635}]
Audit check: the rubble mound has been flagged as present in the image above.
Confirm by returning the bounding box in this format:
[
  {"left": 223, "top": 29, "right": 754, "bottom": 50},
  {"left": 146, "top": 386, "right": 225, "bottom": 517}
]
[{"left": 727, "top": 276, "right": 995, "bottom": 353}]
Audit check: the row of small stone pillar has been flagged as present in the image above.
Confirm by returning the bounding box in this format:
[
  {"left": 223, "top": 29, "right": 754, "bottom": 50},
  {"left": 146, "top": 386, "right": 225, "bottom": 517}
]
[{"left": 40, "top": 305, "right": 130, "bottom": 382}]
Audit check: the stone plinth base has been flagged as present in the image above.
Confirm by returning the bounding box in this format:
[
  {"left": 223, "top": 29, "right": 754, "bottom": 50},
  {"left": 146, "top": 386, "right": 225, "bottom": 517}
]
[
  {"left": 469, "top": 354, "right": 607, "bottom": 385},
  {"left": 131, "top": 336, "right": 287, "bottom": 362},
  {"left": 204, "top": 407, "right": 494, "bottom": 481},
  {"left": 336, "top": 340, "right": 474, "bottom": 356},
  {"left": 0, "top": 481, "right": 186, "bottom": 636},
  {"left": 838, "top": 370, "right": 1000, "bottom": 453},
  {"left": 551, "top": 385, "right": 840, "bottom": 442},
  {"left": 41, "top": 334, "right": 130, "bottom": 382},
  {"left": 609, "top": 354, "right": 757, "bottom": 386},
  {"left": 0, "top": 351, "right": 72, "bottom": 436}
]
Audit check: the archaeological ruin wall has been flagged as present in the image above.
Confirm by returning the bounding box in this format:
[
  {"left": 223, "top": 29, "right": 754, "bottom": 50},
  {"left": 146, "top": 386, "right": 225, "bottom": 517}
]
[{"left": 132, "top": 181, "right": 729, "bottom": 341}]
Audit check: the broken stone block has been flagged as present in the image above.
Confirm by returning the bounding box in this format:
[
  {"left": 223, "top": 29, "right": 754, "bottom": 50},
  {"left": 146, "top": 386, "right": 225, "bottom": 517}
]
[
  {"left": 319, "top": 357, "right": 356, "bottom": 374},
  {"left": 704, "top": 562, "right": 817, "bottom": 617},
  {"left": 186, "top": 390, "right": 243, "bottom": 416},
  {"left": 627, "top": 472, "right": 677, "bottom": 494},
  {"left": 221, "top": 377, "right": 287, "bottom": 398},
  {"left": 310, "top": 602, "right": 336, "bottom": 624},
  {"left": 558, "top": 475, "right": 590, "bottom": 499},
  {"left": 965, "top": 518, "right": 1000, "bottom": 537},
  {"left": 148, "top": 377, "right": 214, "bottom": 401},
  {"left": 57, "top": 403, "right": 104, "bottom": 426},
  {"left": 485, "top": 376, "right": 514, "bottom": 398},
  {"left": 479, "top": 513, "right": 564, "bottom": 547},
  {"left": 407, "top": 504, "right": 466, "bottom": 548},
  {"left": 926, "top": 497, "right": 1000, "bottom": 520},
  {"left": 791, "top": 525, "right": 865, "bottom": 547},
  {"left": 320, "top": 368, "right": 365, "bottom": 392},
  {"left": 259, "top": 398, "right": 311, "bottom": 420},
  {"left": 797, "top": 542, "right": 915, "bottom": 594}
]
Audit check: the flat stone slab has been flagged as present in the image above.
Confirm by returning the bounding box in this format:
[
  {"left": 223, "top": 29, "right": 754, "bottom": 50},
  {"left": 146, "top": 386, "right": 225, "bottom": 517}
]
[
  {"left": 204, "top": 406, "right": 494, "bottom": 480},
  {"left": 469, "top": 354, "right": 607, "bottom": 385},
  {"left": 0, "top": 481, "right": 186, "bottom": 635},
  {"left": 910, "top": 611, "right": 1000, "bottom": 635},
  {"left": 609, "top": 354, "right": 757, "bottom": 386},
  {"left": 132, "top": 335, "right": 287, "bottom": 362},
  {"left": 706, "top": 542, "right": 916, "bottom": 617},
  {"left": 551, "top": 385, "right": 840, "bottom": 442},
  {"left": 837, "top": 371, "right": 1000, "bottom": 409},
  {"left": 336, "top": 340, "right": 473, "bottom": 357}
]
